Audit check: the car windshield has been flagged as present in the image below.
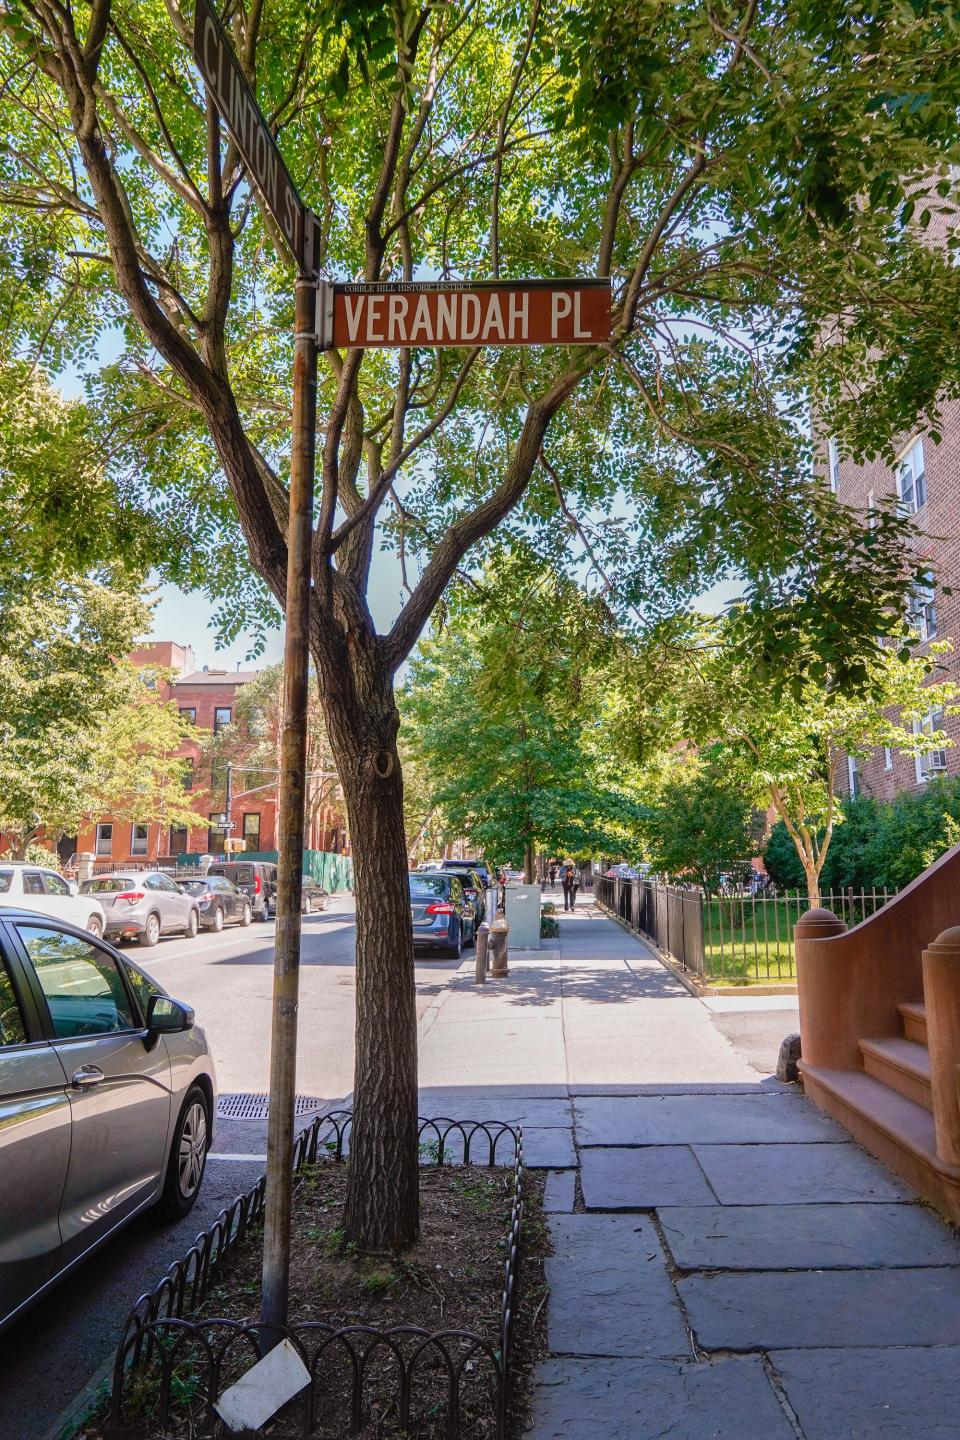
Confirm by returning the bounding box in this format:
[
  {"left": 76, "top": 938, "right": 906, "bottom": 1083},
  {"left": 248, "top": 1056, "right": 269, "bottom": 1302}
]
[
  {"left": 83, "top": 877, "right": 130, "bottom": 893},
  {"left": 409, "top": 875, "right": 449, "bottom": 899},
  {"left": 180, "top": 880, "right": 209, "bottom": 895},
  {"left": 0, "top": 870, "right": 12, "bottom": 893}
]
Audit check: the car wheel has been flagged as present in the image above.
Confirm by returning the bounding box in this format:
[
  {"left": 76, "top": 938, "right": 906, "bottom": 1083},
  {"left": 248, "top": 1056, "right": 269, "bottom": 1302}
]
[
  {"left": 158, "top": 1085, "right": 210, "bottom": 1218},
  {"left": 240, "top": 902, "right": 252, "bottom": 926},
  {"left": 212, "top": 905, "right": 224, "bottom": 933},
  {"left": 464, "top": 918, "right": 475, "bottom": 948},
  {"left": 448, "top": 923, "right": 462, "bottom": 959},
  {"left": 138, "top": 912, "right": 161, "bottom": 947},
  {"left": 303, "top": 896, "right": 312, "bottom": 916},
  {"left": 184, "top": 908, "right": 199, "bottom": 938},
  {"left": 86, "top": 913, "right": 103, "bottom": 939}
]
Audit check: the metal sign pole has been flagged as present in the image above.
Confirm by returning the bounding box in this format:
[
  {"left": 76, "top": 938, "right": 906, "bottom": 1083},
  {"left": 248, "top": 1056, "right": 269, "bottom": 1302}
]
[{"left": 260, "top": 272, "right": 318, "bottom": 1344}]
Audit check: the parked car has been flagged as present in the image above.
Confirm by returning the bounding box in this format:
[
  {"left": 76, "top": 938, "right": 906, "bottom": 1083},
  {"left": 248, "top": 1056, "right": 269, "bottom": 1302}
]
[
  {"left": 179, "top": 875, "right": 252, "bottom": 930},
  {"left": 206, "top": 860, "right": 277, "bottom": 920},
  {"left": 444, "top": 866, "right": 486, "bottom": 927},
  {"left": 605, "top": 863, "right": 639, "bottom": 880},
  {"left": 81, "top": 872, "right": 201, "bottom": 947},
  {"left": 0, "top": 910, "right": 216, "bottom": 1334},
  {"left": 439, "top": 857, "right": 492, "bottom": 889},
  {"left": 408, "top": 871, "right": 475, "bottom": 958},
  {"left": 301, "top": 878, "right": 330, "bottom": 915},
  {"left": 0, "top": 863, "right": 106, "bottom": 937}
]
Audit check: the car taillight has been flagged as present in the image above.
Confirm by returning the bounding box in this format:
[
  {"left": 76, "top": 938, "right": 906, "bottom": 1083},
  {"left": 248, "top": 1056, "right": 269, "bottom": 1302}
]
[
  {"left": 255, "top": 875, "right": 262, "bottom": 893},
  {"left": 425, "top": 902, "right": 455, "bottom": 915},
  {"left": 116, "top": 891, "right": 145, "bottom": 903}
]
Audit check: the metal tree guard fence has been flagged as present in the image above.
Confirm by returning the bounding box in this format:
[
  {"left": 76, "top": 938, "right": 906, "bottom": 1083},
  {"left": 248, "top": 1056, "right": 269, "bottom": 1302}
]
[
  {"left": 108, "top": 1111, "right": 525, "bottom": 1440},
  {"left": 595, "top": 876, "right": 893, "bottom": 982}
]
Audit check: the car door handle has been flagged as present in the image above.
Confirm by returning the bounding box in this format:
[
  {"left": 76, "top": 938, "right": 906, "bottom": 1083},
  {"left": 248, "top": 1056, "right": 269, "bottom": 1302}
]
[{"left": 71, "top": 1065, "right": 105, "bottom": 1090}]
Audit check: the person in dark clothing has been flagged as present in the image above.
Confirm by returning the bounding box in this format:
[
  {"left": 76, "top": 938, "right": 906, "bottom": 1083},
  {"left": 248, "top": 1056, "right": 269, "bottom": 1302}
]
[
  {"left": 549, "top": 864, "right": 557, "bottom": 888},
  {"left": 561, "top": 864, "right": 576, "bottom": 911}
]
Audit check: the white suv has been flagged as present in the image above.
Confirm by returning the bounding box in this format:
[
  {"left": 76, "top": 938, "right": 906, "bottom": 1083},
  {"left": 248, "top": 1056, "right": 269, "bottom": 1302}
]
[{"left": 0, "top": 864, "right": 106, "bottom": 937}]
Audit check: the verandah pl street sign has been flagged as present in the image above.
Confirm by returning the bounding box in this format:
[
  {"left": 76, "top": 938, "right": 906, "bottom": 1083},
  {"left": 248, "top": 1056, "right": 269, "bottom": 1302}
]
[
  {"left": 193, "top": 0, "right": 310, "bottom": 269},
  {"left": 326, "top": 278, "right": 611, "bottom": 349}
]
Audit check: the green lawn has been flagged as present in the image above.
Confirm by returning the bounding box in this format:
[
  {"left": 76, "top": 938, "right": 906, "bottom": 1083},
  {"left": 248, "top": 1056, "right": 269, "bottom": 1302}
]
[{"left": 701, "top": 896, "right": 808, "bottom": 984}]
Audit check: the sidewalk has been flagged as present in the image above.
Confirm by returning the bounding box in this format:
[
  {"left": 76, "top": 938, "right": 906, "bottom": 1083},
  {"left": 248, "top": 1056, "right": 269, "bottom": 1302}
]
[{"left": 417, "top": 892, "right": 960, "bottom": 1440}]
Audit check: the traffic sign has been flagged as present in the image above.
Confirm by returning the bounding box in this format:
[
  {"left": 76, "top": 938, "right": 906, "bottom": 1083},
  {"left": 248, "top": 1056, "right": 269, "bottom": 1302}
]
[
  {"left": 193, "top": 0, "right": 311, "bottom": 270},
  {"left": 325, "top": 278, "right": 611, "bottom": 349}
]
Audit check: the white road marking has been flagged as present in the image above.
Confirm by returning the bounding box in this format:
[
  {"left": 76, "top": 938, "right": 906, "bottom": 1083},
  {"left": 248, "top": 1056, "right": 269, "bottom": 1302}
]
[{"left": 207, "top": 1152, "right": 268, "bottom": 1162}]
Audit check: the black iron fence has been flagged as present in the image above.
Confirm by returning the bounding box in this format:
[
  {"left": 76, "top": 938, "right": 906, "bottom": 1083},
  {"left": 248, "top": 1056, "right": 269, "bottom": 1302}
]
[
  {"left": 109, "top": 1111, "right": 524, "bottom": 1440},
  {"left": 595, "top": 876, "right": 892, "bottom": 982}
]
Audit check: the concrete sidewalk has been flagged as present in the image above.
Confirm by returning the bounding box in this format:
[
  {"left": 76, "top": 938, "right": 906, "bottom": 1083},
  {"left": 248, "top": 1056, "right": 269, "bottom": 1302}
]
[{"left": 417, "top": 892, "right": 960, "bottom": 1440}]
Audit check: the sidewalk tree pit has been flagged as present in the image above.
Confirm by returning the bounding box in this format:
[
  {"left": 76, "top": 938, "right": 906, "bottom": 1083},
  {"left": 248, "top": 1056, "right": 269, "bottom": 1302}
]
[
  {"left": 87, "top": 1115, "right": 547, "bottom": 1440},
  {"left": 4, "top": 0, "right": 956, "bottom": 1275}
]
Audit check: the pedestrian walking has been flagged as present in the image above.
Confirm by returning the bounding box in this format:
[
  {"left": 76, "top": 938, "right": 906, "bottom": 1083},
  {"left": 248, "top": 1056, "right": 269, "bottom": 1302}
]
[
  {"left": 549, "top": 864, "right": 556, "bottom": 888},
  {"left": 561, "top": 863, "right": 576, "bottom": 911},
  {"left": 570, "top": 866, "right": 581, "bottom": 907}
]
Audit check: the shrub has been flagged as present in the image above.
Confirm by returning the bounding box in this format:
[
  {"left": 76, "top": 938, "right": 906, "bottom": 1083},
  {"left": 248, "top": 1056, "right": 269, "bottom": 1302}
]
[{"left": 762, "top": 777, "right": 960, "bottom": 895}]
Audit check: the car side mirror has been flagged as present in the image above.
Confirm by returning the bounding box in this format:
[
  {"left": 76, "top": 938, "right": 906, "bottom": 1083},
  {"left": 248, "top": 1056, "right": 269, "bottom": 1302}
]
[{"left": 146, "top": 993, "right": 195, "bottom": 1034}]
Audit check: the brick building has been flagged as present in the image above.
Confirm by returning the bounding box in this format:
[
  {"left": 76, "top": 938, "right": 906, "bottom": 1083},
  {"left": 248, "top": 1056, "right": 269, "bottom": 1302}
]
[
  {"left": 76, "top": 641, "right": 348, "bottom": 866},
  {"left": 822, "top": 400, "right": 960, "bottom": 802}
]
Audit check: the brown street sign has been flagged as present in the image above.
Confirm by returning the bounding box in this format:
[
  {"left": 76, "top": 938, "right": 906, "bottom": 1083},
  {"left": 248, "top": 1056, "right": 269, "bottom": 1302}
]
[
  {"left": 193, "top": 0, "right": 308, "bottom": 269},
  {"left": 328, "top": 278, "right": 611, "bottom": 349}
]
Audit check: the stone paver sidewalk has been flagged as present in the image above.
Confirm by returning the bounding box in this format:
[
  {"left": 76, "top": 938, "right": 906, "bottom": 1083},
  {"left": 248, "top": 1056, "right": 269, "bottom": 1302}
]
[{"left": 417, "top": 891, "right": 960, "bottom": 1440}]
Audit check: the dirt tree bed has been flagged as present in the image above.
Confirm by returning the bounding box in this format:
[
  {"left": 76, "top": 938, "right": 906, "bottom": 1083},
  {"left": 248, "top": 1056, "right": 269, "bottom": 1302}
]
[{"left": 81, "top": 1161, "right": 549, "bottom": 1440}]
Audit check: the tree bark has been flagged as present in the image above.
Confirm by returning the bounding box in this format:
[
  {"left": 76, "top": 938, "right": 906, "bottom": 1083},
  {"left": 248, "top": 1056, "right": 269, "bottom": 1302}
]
[
  {"left": 803, "top": 862, "right": 822, "bottom": 911},
  {"left": 312, "top": 619, "right": 419, "bottom": 1251}
]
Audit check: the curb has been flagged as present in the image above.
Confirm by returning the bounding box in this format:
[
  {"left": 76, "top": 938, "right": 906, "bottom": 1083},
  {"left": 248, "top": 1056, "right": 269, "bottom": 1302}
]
[{"left": 40, "top": 1355, "right": 113, "bottom": 1440}]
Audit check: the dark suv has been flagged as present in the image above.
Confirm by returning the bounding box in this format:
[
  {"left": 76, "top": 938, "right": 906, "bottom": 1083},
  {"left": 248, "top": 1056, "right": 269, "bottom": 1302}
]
[
  {"left": 206, "top": 860, "right": 277, "bottom": 921},
  {"left": 439, "top": 858, "right": 491, "bottom": 888}
]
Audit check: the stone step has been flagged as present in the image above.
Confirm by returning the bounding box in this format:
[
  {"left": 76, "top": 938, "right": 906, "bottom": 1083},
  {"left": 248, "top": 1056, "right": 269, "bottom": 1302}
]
[
  {"left": 899, "top": 999, "right": 927, "bottom": 1046},
  {"left": 800, "top": 1063, "right": 960, "bottom": 1224},
  {"left": 859, "top": 1035, "right": 932, "bottom": 1111}
]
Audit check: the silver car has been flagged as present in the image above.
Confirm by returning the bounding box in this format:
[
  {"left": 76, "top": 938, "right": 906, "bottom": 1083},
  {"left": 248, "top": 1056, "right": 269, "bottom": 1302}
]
[
  {"left": 0, "top": 908, "right": 216, "bottom": 1334},
  {"left": 81, "top": 871, "right": 201, "bottom": 946}
]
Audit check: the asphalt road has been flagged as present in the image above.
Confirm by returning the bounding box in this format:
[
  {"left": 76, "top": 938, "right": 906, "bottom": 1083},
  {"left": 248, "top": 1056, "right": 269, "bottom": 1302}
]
[{"left": 0, "top": 893, "right": 461, "bottom": 1440}]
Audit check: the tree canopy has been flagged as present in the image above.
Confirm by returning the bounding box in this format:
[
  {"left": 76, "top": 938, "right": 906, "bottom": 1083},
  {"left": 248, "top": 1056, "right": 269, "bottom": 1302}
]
[{"left": 401, "top": 558, "right": 640, "bottom": 871}]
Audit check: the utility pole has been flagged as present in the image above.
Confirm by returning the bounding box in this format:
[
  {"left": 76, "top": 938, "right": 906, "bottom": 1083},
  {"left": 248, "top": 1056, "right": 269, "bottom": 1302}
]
[{"left": 260, "top": 273, "right": 321, "bottom": 1343}]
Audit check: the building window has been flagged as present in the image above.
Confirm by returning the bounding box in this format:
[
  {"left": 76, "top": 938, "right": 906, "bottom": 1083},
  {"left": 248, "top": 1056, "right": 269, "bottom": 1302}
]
[
  {"left": 182, "top": 757, "right": 194, "bottom": 792},
  {"left": 131, "top": 823, "right": 149, "bottom": 856},
  {"left": 907, "top": 575, "right": 937, "bottom": 642},
  {"left": 242, "top": 813, "right": 261, "bottom": 850},
  {"left": 915, "top": 709, "right": 948, "bottom": 783},
  {"left": 169, "top": 825, "right": 189, "bottom": 856},
  {"left": 95, "top": 823, "right": 113, "bottom": 856},
  {"left": 827, "top": 437, "right": 840, "bottom": 493},
  {"left": 896, "top": 437, "right": 926, "bottom": 514},
  {"left": 208, "top": 812, "right": 228, "bottom": 853},
  {"left": 884, "top": 746, "right": 894, "bottom": 771},
  {"left": 214, "top": 706, "right": 232, "bottom": 733},
  {"left": 179, "top": 707, "right": 196, "bottom": 725},
  {"left": 847, "top": 755, "right": 861, "bottom": 798},
  {"left": 140, "top": 668, "right": 157, "bottom": 690}
]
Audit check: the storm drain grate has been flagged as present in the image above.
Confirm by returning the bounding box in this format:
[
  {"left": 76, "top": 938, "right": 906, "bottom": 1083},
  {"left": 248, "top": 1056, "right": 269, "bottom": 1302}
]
[{"left": 217, "top": 1092, "right": 324, "bottom": 1120}]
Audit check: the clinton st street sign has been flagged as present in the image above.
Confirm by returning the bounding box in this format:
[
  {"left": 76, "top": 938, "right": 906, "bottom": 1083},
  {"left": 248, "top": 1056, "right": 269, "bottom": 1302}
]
[
  {"left": 322, "top": 278, "right": 612, "bottom": 349},
  {"left": 194, "top": 0, "right": 309, "bottom": 268}
]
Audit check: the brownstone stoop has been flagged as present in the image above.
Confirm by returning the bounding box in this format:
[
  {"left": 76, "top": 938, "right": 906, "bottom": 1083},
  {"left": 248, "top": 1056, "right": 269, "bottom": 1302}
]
[{"left": 796, "top": 843, "right": 960, "bottom": 1223}]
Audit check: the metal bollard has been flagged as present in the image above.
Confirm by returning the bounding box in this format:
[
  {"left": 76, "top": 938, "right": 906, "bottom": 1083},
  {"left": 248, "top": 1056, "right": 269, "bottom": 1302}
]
[
  {"left": 475, "top": 922, "right": 490, "bottom": 983},
  {"left": 489, "top": 916, "right": 510, "bottom": 977}
]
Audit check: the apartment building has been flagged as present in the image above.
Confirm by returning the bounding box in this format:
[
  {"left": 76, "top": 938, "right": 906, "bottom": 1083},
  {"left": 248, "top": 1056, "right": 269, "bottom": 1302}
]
[
  {"left": 76, "top": 641, "right": 348, "bottom": 865},
  {"left": 824, "top": 399, "right": 960, "bottom": 801}
]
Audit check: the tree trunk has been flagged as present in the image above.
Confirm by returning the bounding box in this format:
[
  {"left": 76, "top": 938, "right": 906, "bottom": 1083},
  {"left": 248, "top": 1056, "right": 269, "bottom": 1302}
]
[
  {"left": 314, "top": 627, "right": 419, "bottom": 1252},
  {"left": 524, "top": 841, "right": 535, "bottom": 884},
  {"left": 803, "top": 862, "right": 821, "bottom": 911}
]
